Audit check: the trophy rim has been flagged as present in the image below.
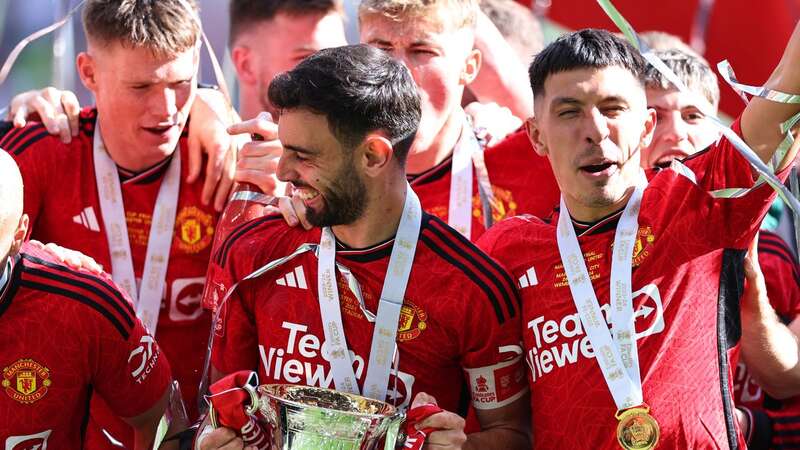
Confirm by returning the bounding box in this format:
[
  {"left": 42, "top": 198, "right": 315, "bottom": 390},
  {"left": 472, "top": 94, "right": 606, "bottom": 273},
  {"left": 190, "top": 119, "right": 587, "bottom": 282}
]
[{"left": 258, "top": 383, "right": 400, "bottom": 421}]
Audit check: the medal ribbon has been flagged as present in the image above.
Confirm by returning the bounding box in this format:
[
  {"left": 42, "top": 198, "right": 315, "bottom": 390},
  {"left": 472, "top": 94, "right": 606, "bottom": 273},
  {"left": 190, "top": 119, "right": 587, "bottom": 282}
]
[
  {"left": 448, "top": 121, "right": 496, "bottom": 238},
  {"left": 556, "top": 180, "right": 646, "bottom": 411},
  {"left": 93, "top": 123, "right": 181, "bottom": 334},
  {"left": 318, "top": 185, "right": 422, "bottom": 400}
]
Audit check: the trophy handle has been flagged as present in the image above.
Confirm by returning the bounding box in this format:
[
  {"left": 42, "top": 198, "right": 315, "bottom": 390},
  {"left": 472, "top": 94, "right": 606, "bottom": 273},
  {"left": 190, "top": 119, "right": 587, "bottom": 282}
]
[
  {"left": 385, "top": 412, "right": 406, "bottom": 450},
  {"left": 207, "top": 381, "right": 261, "bottom": 429}
]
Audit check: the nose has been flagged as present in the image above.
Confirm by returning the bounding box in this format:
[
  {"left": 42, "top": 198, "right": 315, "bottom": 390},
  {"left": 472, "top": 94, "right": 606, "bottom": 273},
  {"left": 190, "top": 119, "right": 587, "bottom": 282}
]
[
  {"left": 148, "top": 87, "right": 179, "bottom": 121},
  {"left": 661, "top": 112, "right": 688, "bottom": 143},
  {"left": 583, "top": 107, "right": 610, "bottom": 145},
  {"left": 275, "top": 152, "right": 295, "bottom": 183}
]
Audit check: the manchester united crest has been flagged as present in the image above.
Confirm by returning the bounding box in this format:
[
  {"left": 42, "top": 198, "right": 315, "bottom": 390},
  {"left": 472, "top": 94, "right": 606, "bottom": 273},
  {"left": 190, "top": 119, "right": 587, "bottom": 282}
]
[
  {"left": 397, "top": 302, "right": 427, "bottom": 342},
  {"left": 2, "top": 359, "right": 51, "bottom": 404},
  {"left": 175, "top": 206, "right": 214, "bottom": 254},
  {"left": 632, "top": 226, "right": 656, "bottom": 267}
]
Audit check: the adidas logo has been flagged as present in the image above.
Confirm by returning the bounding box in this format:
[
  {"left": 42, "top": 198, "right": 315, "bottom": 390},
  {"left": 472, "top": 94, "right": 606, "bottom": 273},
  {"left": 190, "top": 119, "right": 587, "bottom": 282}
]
[
  {"left": 518, "top": 266, "right": 537, "bottom": 289},
  {"left": 276, "top": 266, "right": 308, "bottom": 290},
  {"left": 72, "top": 206, "right": 100, "bottom": 232}
]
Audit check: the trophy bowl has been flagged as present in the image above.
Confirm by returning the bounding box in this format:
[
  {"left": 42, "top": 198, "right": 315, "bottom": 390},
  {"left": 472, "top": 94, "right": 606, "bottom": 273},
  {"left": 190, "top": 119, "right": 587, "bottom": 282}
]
[{"left": 259, "top": 384, "right": 403, "bottom": 450}]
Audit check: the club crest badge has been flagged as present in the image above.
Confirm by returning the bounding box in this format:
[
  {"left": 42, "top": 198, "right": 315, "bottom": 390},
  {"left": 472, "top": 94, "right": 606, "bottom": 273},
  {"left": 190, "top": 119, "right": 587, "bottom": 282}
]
[
  {"left": 175, "top": 206, "right": 214, "bottom": 254},
  {"left": 397, "top": 302, "right": 427, "bottom": 342},
  {"left": 2, "top": 359, "right": 51, "bottom": 404}
]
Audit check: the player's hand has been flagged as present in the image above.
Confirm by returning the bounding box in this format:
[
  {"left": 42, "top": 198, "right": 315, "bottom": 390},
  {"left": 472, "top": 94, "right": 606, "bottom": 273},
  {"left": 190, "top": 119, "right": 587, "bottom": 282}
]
[
  {"left": 411, "top": 392, "right": 467, "bottom": 450},
  {"left": 464, "top": 101, "right": 522, "bottom": 147},
  {"left": 29, "top": 240, "right": 103, "bottom": 274},
  {"left": 227, "top": 112, "right": 282, "bottom": 195},
  {"left": 742, "top": 235, "right": 769, "bottom": 315},
  {"left": 196, "top": 425, "right": 258, "bottom": 450},
  {"left": 269, "top": 191, "right": 312, "bottom": 230},
  {"left": 186, "top": 88, "right": 241, "bottom": 212},
  {"left": 7, "top": 87, "right": 80, "bottom": 143}
]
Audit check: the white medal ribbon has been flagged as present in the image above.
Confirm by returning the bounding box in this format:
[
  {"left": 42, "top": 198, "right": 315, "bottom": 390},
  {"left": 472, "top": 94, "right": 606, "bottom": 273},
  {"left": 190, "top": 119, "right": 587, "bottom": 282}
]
[
  {"left": 93, "top": 122, "right": 181, "bottom": 334},
  {"left": 448, "top": 121, "right": 496, "bottom": 238},
  {"left": 317, "top": 185, "right": 422, "bottom": 400},
  {"left": 556, "top": 179, "right": 646, "bottom": 411}
]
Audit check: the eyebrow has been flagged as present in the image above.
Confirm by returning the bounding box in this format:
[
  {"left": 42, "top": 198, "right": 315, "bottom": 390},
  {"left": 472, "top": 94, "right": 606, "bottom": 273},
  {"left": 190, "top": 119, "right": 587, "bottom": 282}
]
[{"left": 283, "top": 144, "right": 316, "bottom": 155}]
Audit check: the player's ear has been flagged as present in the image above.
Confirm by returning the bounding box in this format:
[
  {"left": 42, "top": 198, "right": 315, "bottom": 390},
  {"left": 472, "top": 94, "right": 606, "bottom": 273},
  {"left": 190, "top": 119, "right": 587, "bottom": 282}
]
[
  {"left": 360, "top": 134, "right": 394, "bottom": 177},
  {"left": 460, "top": 48, "right": 482, "bottom": 86},
  {"left": 10, "top": 214, "right": 28, "bottom": 256},
  {"left": 640, "top": 107, "right": 657, "bottom": 149},
  {"left": 526, "top": 116, "right": 548, "bottom": 157},
  {"left": 230, "top": 45, "right": 259, "bottom": 86},
  {"left": 77, "top": 52, "right": 98, "bottom": 92}
]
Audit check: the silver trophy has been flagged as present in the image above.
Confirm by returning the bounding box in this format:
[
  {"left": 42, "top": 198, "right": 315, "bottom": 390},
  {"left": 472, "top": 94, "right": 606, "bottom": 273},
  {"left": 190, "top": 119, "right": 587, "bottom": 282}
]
[{"left": 256, "top": 384, "right": 404, "bottom": 450}]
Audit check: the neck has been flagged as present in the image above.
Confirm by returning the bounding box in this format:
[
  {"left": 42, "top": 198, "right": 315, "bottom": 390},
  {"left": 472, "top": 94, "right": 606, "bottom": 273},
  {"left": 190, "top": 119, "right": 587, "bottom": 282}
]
[
  {"left": 238, "top": 85, "right": 273, "bottom": 120},
  {"left": 564, "top": 188, "right": 635, "bottom": 223},
  {"left": 97, "top": 115, "right": 176, "bottom": 172},
  {"left": 405, "top": 107, "right": 466, "bottom": 174},
  {"left": 331, "top": 173, "right": 407, "bottom": 249}
]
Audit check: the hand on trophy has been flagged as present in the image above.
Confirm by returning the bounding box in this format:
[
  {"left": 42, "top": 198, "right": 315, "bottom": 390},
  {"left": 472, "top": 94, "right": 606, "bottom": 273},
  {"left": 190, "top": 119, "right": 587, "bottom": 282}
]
[{"left": 409, "top": 392, "right": 467, "bottom": 449}]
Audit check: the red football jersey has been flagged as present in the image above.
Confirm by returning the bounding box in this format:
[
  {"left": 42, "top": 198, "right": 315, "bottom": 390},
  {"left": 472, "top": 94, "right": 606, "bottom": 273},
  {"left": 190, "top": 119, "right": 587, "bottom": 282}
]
[
  {"left": 209, "top": 212, "right": 527, "bottom": 414},
  {"left": 477, "top": 120, "right": 784, "bottom": 449},
  {"left": 733, "top": 230, "right": 800, "bottom": 448},
  {"left": 1, "top": 109, "right": 215, "bottom": 444},
  {"left": 409, "top": 128, "right": 559, "bottom": 241},
  {"left": 0, "top": 243, "right": 171, "bottom": 448}
]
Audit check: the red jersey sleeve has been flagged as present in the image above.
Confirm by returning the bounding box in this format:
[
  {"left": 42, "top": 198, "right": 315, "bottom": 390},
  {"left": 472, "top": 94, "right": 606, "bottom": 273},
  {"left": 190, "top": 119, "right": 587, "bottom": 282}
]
[
  {"left": 453, "top": 239, "right": 528, "bottom": 410},
  {"left": 89, "top": 274, "right": 172, "bottom": 419},
  {"left": 757, "top": 231, "right": 800, "bottom": 320},
  {"left": 657, "top": 118, "right": 791, "bottom": 250}
]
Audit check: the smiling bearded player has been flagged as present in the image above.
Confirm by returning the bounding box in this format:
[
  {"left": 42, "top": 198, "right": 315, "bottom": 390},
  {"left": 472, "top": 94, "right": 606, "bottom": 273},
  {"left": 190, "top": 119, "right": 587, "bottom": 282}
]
[
  {"left": 198, "top": 44, "right": 530, "bottom": 450},
  {"left": 476, "top": 27, "right": 800, "bottom": 449}
]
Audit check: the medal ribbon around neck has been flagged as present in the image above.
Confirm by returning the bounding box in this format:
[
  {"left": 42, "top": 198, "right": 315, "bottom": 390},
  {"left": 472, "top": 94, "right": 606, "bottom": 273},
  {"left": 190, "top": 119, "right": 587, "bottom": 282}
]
[
  {"left": 317, "top": 185, "right": 421, "bottom": 400},
  {"left": 448, "top": 120, "right": 497, "bottom": 238},
  {"left": 556, "top": 180, "right": 646, "bottom": 411},
  {"left": 93, "top": 122, "right": 181, "bottom": 335}
]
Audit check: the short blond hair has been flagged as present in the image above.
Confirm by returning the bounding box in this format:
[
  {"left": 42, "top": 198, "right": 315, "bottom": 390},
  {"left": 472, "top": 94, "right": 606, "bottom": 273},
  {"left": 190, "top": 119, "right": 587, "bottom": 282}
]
[
  {"left": 358, "top": 0, "right": 478, "bottom": 32},
  {"left": 83, "top": 0, "right": 200, "bottom": 57}
]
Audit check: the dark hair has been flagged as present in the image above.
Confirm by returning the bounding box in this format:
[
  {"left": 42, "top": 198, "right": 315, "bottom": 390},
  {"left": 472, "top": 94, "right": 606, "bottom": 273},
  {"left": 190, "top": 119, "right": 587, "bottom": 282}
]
[
  {"left": 83, "top": 0, "right": 200, "bottom": 57},
  {"left": 268, "top": 44, "right": 421, "bottom": 164},
  {"left": 644, "top": 49, "right": 720, "bottom": 109},
  {"left": 529, "top": 28, "right": 647, "bottom": 98},
  {"left": 229, "top": 0, "right": 341, "bottom": 45}
]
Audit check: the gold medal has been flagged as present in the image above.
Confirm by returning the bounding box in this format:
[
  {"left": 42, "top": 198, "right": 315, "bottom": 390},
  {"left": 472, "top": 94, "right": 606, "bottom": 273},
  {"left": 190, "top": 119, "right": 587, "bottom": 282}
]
[{"left": 616, "top": 406, "right": 660, "bottom": 450}]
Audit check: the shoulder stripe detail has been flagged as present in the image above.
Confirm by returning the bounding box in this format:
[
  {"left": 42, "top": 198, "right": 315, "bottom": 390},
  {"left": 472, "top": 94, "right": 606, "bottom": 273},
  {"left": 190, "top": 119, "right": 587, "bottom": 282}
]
[
  {"left": 0, "top": 124, "right": 26, "bottom": 149},
  {"left": 22, "top": 254, "right": 135, "bottom": 317},
  {"left": 419, "top": 234, "right": 506, "bottom": 323},
  {"left": 21, "top": 256, "right": 136, "bottom": 330},
  {"left": 758, "top": 247, "right": 800, "bottom": 286},
  {"left": 19, "top": 279, "right": 131, "bottom": 339},
  {"left": 425, "top": 215, "right": 519, "bottom": 315},
  {"left": 1, "top": 124, "right": 48, "bottom": 155},
  {"left": 215, "top": 215, "right": 283, "bottom": 266}
]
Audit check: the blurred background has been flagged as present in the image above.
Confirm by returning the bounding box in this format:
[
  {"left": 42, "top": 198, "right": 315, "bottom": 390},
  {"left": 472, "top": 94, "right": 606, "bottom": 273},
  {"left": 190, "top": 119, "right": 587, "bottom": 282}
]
[{"left": 0, "top": 0, "right": 798, "bottom": 118}]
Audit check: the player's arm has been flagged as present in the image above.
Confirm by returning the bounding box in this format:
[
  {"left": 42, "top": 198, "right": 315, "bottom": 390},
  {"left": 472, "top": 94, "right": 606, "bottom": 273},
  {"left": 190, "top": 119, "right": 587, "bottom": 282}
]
[
  {"left": 741, "top": 19, "right": 800, "bottom": 170},
  {"left": 468, "top": 10, "right": 533, "bottom": 120},
  {"left": 124, "top": 385, "right": 171, "bottom": 450},
  {"left": 740, "top": 238, "right": 800, "bottom": 399}
]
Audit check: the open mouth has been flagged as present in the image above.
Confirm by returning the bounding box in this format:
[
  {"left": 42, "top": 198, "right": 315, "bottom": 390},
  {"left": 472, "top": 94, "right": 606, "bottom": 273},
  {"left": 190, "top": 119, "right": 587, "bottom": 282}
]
[
  {"left": 579, "top": 161, "right": 619, "bottom": 177},
  {"left": 142, "top": 124, "right": 176, "bottom": 136},
  {"left": 295, "top": 186, "right": 320, "bottom": 202}
]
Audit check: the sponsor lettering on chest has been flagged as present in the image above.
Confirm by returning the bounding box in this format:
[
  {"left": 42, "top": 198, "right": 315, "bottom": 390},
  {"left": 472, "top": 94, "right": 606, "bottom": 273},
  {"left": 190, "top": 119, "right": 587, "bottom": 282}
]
[{"left": 525, "top": 284, "right": 665, "bottom": 382}]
